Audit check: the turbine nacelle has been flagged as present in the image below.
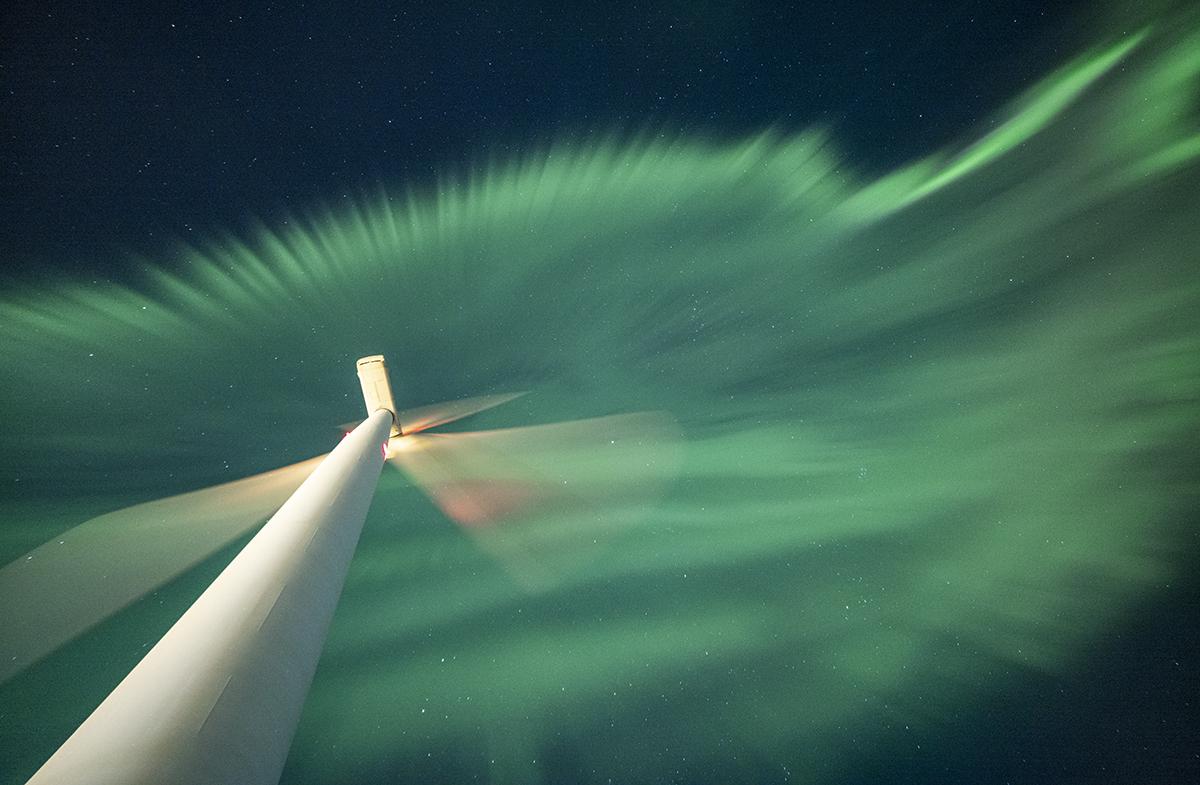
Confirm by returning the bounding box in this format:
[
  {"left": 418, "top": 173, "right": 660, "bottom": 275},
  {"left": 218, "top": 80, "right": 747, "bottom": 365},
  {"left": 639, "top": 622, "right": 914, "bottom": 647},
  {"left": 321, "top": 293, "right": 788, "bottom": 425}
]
[{"left": 356, "top": 354, "right": 402, "bottom": 438}]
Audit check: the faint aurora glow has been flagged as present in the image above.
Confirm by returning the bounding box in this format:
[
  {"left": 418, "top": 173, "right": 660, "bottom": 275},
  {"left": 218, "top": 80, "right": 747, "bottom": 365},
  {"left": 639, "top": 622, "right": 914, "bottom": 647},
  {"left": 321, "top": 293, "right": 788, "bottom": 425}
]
[{"left": 0, "top": 16, "right": 1198, "bottom": 785}]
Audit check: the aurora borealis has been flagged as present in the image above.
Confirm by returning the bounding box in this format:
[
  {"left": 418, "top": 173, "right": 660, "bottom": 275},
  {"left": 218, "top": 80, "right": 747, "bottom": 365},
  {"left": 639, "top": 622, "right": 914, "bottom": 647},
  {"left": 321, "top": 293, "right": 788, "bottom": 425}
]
[{"left": 2, "top": 4, "right": 1199, "bottom": 784}]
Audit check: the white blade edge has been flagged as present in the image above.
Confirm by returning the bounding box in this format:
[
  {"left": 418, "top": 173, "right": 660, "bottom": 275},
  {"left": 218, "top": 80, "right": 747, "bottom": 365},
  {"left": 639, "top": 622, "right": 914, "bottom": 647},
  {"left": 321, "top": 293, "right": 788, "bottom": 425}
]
[{"left": 0, "top": 454, "right": 325, "bottom": 683}]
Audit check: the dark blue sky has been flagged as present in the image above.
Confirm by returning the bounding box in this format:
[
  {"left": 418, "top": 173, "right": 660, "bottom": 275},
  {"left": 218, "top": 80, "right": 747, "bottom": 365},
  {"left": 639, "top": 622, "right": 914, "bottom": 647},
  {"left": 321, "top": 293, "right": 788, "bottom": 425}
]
[{"left": 2, "top": 1, "right": 1087, "bottom": 274}]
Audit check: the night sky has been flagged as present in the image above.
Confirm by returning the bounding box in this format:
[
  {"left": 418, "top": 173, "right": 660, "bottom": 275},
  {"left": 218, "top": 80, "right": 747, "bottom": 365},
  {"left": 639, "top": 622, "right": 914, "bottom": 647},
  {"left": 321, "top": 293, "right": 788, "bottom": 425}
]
[
  {"left": 5, "top": 2, "right": 1088, "bottom": 275},
  {"left": 2, "top": 3, "right": 1199, "bottom": 785}
]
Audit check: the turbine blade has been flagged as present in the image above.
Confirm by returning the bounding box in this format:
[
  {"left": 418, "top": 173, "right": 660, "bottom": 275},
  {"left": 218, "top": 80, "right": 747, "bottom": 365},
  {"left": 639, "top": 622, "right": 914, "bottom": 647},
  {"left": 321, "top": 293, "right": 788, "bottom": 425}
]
[
  {"left": 387, "top": 412, "right": 680, "bottom": 587},
  {"left": 0, "top": 454, "right": 324, "bottom": 683},
  {"left": 395, "top": 391, "right": 526, "bottom": 434}
]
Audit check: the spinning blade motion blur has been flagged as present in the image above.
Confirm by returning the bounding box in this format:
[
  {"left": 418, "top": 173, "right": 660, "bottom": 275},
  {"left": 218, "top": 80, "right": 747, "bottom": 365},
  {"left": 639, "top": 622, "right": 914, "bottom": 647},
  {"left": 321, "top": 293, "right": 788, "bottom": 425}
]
[
  {"left": 0, "top": 455, "right": 326, "bottom": 683},
  {"left": 388, "top": 412, "right": 681, "bottom": 587},
  {"left": 0, "top": 372, "right": 677, "bottom": 682}
]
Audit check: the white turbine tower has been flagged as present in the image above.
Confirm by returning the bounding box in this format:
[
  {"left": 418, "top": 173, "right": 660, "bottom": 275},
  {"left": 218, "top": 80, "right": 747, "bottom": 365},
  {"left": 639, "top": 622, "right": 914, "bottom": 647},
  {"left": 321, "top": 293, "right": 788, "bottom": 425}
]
[
  {"left": 6, "top": 356, "right": 676, "bottom": 784},
  {"left": 26, "top": 357, "right": 399, "bottom": 785}
]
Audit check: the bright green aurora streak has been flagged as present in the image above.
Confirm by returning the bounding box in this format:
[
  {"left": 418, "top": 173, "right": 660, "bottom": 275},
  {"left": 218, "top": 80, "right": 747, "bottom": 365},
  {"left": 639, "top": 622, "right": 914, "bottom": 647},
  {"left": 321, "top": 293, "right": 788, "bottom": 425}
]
[{"left": 1, "top": 12, "right": 1198, "bottom": 785}]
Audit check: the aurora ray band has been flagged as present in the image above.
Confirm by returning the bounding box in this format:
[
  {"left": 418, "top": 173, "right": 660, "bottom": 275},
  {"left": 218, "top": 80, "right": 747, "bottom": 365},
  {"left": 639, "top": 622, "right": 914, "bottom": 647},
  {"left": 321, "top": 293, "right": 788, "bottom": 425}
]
[{"left": 1, "top": 14, "right": 1198, "bottom": 785}]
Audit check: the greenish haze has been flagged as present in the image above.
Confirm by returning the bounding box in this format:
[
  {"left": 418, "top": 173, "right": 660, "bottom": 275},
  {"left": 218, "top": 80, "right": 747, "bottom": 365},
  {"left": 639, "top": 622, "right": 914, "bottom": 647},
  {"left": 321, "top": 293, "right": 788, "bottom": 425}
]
[{"left": 2, "top": 16, "right": 1198, "bottom": 785}]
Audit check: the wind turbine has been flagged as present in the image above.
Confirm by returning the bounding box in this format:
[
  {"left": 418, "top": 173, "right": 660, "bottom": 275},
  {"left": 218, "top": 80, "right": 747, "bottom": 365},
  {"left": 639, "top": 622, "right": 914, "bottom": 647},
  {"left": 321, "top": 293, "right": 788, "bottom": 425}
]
[{"left": 5, "top": 356, "right": 677, "bottom": 784}]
